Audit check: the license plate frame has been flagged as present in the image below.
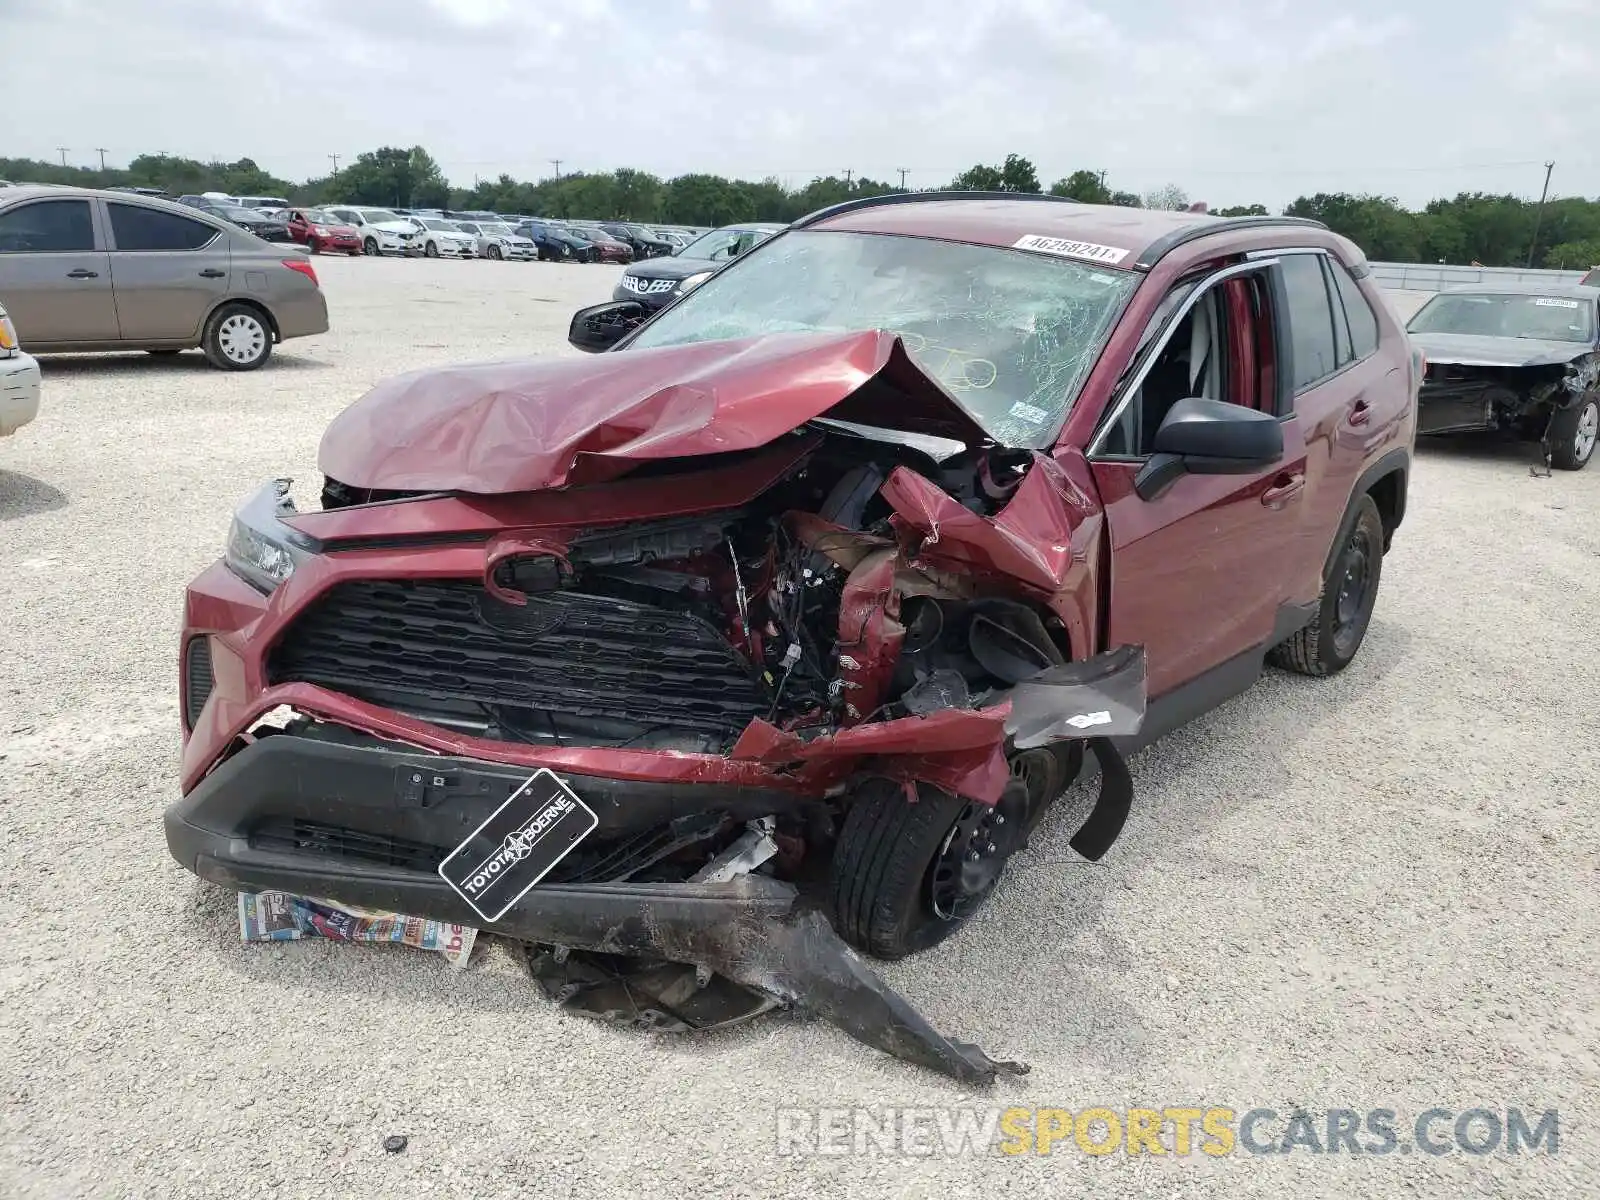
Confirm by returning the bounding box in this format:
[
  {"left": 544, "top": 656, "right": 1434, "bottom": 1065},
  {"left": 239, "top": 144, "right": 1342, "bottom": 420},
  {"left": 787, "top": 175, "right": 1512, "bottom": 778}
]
[{"left": 436, "top": 768, "right": 599, "bottom": 923}]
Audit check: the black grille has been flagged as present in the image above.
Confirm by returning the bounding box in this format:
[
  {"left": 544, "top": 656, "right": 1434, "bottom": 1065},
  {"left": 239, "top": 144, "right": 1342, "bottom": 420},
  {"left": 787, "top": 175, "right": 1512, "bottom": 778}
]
[
  {"left": 250, "top": 818, "right": 445, "bottom": 872},
  {"left": 267, "top": 579, "right": 766, "bottom": 737},
  {"left": 183, "top": 636, "right": 214, "bottom": 730}
]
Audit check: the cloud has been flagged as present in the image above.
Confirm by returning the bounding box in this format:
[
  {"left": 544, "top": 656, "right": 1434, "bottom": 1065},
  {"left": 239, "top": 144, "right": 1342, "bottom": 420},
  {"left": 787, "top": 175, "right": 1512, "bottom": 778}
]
[{"left": 6, "top": 0, "right": 1598, "bottom": 209}]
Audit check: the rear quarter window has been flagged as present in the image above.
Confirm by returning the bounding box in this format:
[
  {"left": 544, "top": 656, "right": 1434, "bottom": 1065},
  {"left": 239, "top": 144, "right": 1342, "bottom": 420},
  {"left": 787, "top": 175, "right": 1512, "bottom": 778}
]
[{"left": 1329, "top": 259, "right": 1380, "bottom": 360}]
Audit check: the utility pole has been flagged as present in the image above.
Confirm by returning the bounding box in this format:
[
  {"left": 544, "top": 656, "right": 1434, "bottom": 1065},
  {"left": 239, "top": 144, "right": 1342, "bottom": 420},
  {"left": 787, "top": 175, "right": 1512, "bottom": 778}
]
[
  {"left": 95, "top": 148, "right": 108, "bottom": 171},
  {"left": 56, "top": 147, "right": 69, "bottom": 167},
  {"left": 329, "top": 153, "right": 340, "bottom": 176},
  {"left": 1526, "top": 160, "right": 1555, "bottom": 267},
  {"left": 550, "top": 159, "right": 563, "bottom": 181},
  {"left": 897, "top": 167, "right": 908, "bottom": 189},
  {"left": 844, "top": 168, "right": 853, "bottom": 186}
]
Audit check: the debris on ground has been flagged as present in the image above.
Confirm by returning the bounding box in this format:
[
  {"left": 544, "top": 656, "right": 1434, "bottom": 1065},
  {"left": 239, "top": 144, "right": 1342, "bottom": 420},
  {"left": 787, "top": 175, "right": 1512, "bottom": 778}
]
[{"left": 237, "top": 891, "right": 477, "bottom": 968}]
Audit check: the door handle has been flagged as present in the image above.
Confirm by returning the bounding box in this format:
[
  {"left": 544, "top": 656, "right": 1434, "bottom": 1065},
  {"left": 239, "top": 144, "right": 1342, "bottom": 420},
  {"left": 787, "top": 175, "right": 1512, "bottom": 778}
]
[
  {"left": 66, "top": 268, "right": 99, "bottom": 279},
  {"left": 198, "top": 268, "right": 227, "bottom": 278},
  {"left": 1261, "top": 473, "right": 1305, "bottom": 508},
  {"left": 1349, "top": 399, "right": 1371, "bottom": 426}
]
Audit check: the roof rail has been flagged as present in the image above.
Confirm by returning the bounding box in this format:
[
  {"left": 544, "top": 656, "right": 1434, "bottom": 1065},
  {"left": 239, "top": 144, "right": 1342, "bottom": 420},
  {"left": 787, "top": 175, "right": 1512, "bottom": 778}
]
[
  {"left": 1134, "top": 215, "right": 1328, "bottom": 269},
  {"left": 792, "top": 189, "right": 1081, "bottom": 228}
]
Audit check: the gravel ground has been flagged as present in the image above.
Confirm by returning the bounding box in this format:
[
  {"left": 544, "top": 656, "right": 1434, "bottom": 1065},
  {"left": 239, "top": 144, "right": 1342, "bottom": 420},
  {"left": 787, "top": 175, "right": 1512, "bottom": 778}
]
[{"left": 2, "top": 259, "right": 1596, "bottom": 1199}]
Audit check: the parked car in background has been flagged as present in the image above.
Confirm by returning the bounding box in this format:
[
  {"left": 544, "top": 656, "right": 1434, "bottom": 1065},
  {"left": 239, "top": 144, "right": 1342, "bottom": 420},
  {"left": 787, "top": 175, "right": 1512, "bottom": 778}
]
[
  {"left": 323, "top": 206, "right": 418, "bottom": 257},
  {"left": 106, "top": 185, "right": 171, "bottom": 198},
  {"left": 599, "top": 222, "right": 674, "bottom": 259},
  {"left": 0, "top": 299, "right": 41, "bottom": 438},
  {"left": 613, "top": 222, "right": 784, "bottom": 310},
  {"left": 573, "top": 226, "right": 633, "bottom": 263},
  {"left": 453, "top": 220, "right": 536, "bottom": 261},
  {"left": 404, "top": 217, "right": 477, "bottom": 258},
  {"left": 175, "top": 196, "right": 294, "bottom": 243},
  {"left": 514, "top": 220, "right": 596, "bottom": 261},
  {"left": 0, "top": 185, "right": 328, "bottom": 370},
  {"left": 1407, "top": 282, "right": 1600, "bottom": 470},
  {"left": 283, "top": 208, "right": 363, "bottom": 256},
  {"left": 235, "top": 196, "right": 291, "bottom": 210}
]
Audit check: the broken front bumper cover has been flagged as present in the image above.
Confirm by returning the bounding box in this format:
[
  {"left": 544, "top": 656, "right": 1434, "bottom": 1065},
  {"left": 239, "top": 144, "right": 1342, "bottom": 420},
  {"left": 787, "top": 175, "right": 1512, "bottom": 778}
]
[
  {"left": 167, "top": 749, "right": 1026, "bottom": 1081},
  {"left": 165, "top": 647, "right": 1145, "bottom": 1082}
]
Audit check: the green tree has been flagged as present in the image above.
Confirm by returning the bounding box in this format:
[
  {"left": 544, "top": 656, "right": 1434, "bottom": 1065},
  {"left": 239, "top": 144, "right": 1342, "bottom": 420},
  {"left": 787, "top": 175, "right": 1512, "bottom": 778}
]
[
  {"left": 1215, "top": 203, "right": 1268, "bottom": 217},
  {"left": 1545, "top": 239, "right": 1600, "bottom": 270},
  {"left": 1048, "top": 170, "right": 1111, "bottom": 203},
  {"left": 332, "top": 146, "right": 449, "bottom": 208},
  {"left": 949, "top": 153, "right": 1040, "bottom": 193}
]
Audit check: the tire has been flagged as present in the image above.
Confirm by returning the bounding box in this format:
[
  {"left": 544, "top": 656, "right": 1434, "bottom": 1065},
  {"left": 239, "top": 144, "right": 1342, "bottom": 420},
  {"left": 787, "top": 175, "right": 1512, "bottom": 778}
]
[
  {"left": 1270, "top": 493, "right": 1384, "bottom": 677},
  {"left": 488, "top": 244, "right": 503, "bottom": 261},
  {"left": 363, "top": 237, "right": 379, "bottom": 256},
  {"left": 829, "top": 769, "right": 1038, "bottom": 960},
  {"left": 1548, "top": 397, "right": 1599, "bottom": 470},
  {"left": 425, "top": 241, "right": 439, "bottom": 258},
  {"left": 307, "top": 238, "right": 320, "bottom": 255},
  {"left": 200, "top": 303, "right": 272, "bottom": 372},
  {"left": 346, "top": 249, "right": 360, "bottom": 257}
]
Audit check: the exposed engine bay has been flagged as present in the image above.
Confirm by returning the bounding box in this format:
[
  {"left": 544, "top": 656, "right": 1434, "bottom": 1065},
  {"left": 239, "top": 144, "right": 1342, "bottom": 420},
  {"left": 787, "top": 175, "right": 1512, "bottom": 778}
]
[
  {"left": 294, "top": 424, "right": 1075, "bottom": 756},
  {"left": 1417, "top": 355, "right": 1600, "bottom": 437}
]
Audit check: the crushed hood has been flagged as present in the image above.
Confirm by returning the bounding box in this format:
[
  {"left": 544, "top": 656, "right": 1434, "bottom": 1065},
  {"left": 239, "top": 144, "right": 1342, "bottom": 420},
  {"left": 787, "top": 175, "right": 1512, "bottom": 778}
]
[
  {"left": 318, "top": 330, "right": 993, "bottom": 494},
  {"left": 1409, "top": 332, "right": 1590, "bottom": 370}
]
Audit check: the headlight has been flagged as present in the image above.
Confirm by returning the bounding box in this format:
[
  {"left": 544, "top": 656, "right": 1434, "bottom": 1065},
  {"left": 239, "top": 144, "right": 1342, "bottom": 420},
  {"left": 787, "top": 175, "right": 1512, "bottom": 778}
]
[
  {"left": 224, "top": 479, "right": 315, "bottom": 593},
  {"left": 0, "top": 311, "right": 17, "bottom": 358},
  {"left": 676, "top": 271, "right": 713, "bottom": 294}
]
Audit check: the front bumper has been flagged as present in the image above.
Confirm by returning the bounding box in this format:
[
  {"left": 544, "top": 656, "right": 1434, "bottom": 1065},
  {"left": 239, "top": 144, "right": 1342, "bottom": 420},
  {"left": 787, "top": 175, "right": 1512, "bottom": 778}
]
[
  {"left": 165, "top": 730, "right": 1026, "bottom": 1083},
  {"left": 613, "top": 281, "right": 677, "bottom": 311},
  {"left": 0, "top": 351, "right": 41, "bottom": 437}
]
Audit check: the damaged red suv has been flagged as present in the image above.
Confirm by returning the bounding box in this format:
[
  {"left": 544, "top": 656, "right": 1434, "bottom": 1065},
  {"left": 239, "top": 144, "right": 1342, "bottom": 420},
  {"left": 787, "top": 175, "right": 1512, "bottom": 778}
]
[{"left": 167, "top": 194, "right": 1418, "bottom": 1081}]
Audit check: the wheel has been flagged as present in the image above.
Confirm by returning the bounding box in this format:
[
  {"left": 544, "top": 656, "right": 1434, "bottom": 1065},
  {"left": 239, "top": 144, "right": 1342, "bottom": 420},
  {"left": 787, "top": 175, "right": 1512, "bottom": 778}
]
[
  {"left": 1270, "top": 493, "right": 1384, "bottom": 677},
  {"left": 363, "top": 237, "right": 379, "bottom": 256},
  {"left": 425, "top": 241, "right": 439, "bottom": 258},
  {"left": 488, "top": 244, "right": 503, "bottom": 260},
  {"left": 346, "top": 248, "right": 360, "bottom": 257},
  {"left": 829, "top": 773, "right": 1036, "bottom": 960},
  {"left": 307, "top": 238, "right": 320, "bottom": 255},
  {"left": 1548, "top": 397, "right": 1599, "bottom": 470},
  {"left": 200, "top": 303, "right": 272, "bottom": 372}
]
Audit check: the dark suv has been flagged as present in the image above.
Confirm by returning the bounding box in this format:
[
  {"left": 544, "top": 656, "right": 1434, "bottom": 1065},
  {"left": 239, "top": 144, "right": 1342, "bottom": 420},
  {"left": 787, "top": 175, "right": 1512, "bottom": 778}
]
[{"left": 166, "top": 194, "right": 1416, "bottom": 1082}]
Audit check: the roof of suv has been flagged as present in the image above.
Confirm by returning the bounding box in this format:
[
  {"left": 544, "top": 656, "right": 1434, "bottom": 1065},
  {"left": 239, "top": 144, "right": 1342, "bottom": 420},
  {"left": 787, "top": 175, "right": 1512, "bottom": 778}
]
[{"left": 797, "top": 192, "right": 1326, "bottom": 272}]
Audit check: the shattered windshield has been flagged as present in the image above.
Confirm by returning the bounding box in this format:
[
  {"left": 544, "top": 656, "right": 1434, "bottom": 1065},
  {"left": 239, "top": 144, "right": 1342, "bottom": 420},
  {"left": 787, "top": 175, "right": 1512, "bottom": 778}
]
[
  {"left": 1408, "top": 293, "right": 1595, "bottom": 344},
  {"left": 625, "top": 230, "right": 1138, "bottom": 446}
]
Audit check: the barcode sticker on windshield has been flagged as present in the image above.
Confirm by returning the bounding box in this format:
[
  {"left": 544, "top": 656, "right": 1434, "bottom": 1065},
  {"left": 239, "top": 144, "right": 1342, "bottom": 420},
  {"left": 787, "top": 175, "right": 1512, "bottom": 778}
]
[
  {"left": 1013, "top": 235, "right": 1130, "bottom": 265},
  {"left": 1534, "top": 297, "right": 1580, "bottom": 308}
]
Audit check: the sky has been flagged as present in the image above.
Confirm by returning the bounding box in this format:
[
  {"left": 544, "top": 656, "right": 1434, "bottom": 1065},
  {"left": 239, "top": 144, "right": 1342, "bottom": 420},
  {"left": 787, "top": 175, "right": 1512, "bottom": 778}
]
[{"left": 7, "top": 0, "right": 1599, "bottom": 211}]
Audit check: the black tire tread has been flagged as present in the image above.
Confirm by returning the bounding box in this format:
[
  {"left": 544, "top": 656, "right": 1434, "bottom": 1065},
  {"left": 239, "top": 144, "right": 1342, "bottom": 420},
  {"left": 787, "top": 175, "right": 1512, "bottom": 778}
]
[{"left": 1548, "top": 398, "right": 1597, "bottom": 471}]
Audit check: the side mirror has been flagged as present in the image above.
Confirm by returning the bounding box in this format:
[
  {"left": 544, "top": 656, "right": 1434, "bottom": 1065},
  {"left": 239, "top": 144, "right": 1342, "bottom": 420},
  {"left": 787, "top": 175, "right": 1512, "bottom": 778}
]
[
  {"left": 568, "top": 300, "right": 646, "bottom": 353},
  {"left": 1134, "top": 397, "right": 1284, "bottom": 501}
]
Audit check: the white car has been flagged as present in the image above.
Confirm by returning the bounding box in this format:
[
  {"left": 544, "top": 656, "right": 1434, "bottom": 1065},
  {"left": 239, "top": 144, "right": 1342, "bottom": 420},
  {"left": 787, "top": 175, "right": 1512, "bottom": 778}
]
[
  {"left": 454, "top": 220, "right": 536, "bottom": 261},
  {"left": 324, "top": 206, "right": 421, "bottom": 257},
  {"left": 406, "top": 218, "right": 477, "bottom": 258},
  {"left": 0, "top": 302, "right": 41, "bottom": 438}
]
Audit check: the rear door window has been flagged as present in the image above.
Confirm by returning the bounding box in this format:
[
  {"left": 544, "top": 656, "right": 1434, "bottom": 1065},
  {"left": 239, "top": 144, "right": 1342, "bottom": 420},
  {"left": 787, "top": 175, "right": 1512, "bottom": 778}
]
[
  {"left": 108, "top": 203, "right": 219, "bottom": 251},
  {"left": 1278, "top": 253, "right": 1339, "bottom": 390},
  {"left": 0, "top": 199, "right": 96, "bottom": 252}
]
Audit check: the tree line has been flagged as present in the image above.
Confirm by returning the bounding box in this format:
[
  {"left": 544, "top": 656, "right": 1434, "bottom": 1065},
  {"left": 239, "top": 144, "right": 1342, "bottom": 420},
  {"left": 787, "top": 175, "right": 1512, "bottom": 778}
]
[{"left": 4, "top": 147, "right": 1598, "bottom": 269}]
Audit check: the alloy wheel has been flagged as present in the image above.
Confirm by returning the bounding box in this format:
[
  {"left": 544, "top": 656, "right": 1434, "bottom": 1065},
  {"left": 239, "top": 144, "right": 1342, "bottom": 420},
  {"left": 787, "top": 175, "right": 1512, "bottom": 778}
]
[{"left": 1574, "top": 401, "right": 1599, "bottom": 464}]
